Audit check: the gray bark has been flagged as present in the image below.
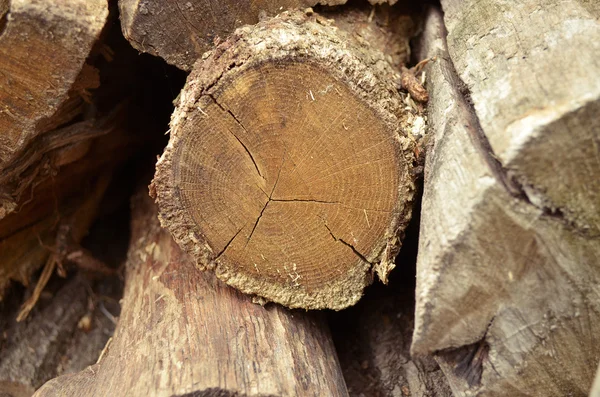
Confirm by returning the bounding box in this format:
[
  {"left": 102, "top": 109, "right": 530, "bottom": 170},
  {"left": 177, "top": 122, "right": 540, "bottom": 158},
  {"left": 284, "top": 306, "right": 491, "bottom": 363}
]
[{"left": 413, "top": 5, "right": 600, "bottom": 397}]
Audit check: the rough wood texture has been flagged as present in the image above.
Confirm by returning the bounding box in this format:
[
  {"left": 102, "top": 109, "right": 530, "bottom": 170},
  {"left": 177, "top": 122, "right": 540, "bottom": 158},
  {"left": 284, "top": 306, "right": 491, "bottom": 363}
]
[
  {"left": 0, "top": 110, "right": 135, "bottom": 300},
  {"left": 318, "top": 2, "right": 419, "bottom": 70},
  {"left": 0, "top": 0, "right": 108, "bottom": 218},
  {"left": 0, "top": 277, "right": 116, "bottom": 397},
  {"left": 331, "top": 249, "right": 453, "bottom": 397},
  {"left": 118, "top": 0, "right": 402, "bottom": 71},
  {"left": 412, "top": 6, "right": 600, "bottom": 396},
  {"left": 151, "top": 10, "right": 416, "bottom": 310},
  {"left": 35, "top": 191, "right": 349, "bottom": 397},
  {"left": 118, "top": 0, "right": 345, "bottom": 71},
  {"left": 441, "top": 0, "right": 600, "bottom": 234}
]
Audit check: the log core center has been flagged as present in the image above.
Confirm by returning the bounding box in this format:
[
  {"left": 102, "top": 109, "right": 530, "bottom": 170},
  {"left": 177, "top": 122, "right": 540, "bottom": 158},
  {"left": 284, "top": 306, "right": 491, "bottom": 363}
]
[{"left": 174, "top": 61, "right": 402, "bottom": 290}]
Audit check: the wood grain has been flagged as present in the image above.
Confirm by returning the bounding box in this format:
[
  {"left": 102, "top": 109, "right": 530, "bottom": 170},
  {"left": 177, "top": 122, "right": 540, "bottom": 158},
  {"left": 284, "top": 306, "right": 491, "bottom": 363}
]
[
  {"left": 412, "top": 6, "right": 600, "bottom": 396},
  {"left": 151, "top": 10, "right": 417, "bottom": 310},
  {"left": 34, "top": 191, "right": 349, "bottom": 397}
]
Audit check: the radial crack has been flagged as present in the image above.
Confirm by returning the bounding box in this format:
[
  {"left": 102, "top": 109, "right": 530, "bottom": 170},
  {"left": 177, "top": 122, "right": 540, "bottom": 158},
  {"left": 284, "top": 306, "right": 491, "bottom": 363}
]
[
  {"left": 208, "top": 94, "right": 264, "bottom": 179},
  {"left": 246, "top": 201, "right": 269, "bottom": 247},
  {"left": 246, "top": 151, "right": 286, "bottom": 246},
  {"left": 322, "top": 222, "right": 372, "bottom": 264},
  {"left": 215, "top": 226, "right": 244, "bottom": 261}
]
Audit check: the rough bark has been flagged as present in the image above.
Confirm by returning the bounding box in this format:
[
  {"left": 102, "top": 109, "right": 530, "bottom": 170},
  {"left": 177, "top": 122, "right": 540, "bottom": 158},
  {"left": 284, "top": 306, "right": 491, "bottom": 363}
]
[
  {"left": 118, "top": 0, "right": 402, "bottom": 71},
  {"left": 412, "top": 6, "right": 600, "bottom": 397},
  {"left": 0, "top": 277, "right": 116, "bottom": 397},
  {"left": 441, "top": 0, "right": 600, "bottom": 234},
  {"left": 35, "top": 191, "right": 348, "bottom": 397},
  {"left": 0, "top": 0, "right": 108, "bottom": 218},
  {"left": 151, "top": 10, "right": 418, "bottom": 310}
]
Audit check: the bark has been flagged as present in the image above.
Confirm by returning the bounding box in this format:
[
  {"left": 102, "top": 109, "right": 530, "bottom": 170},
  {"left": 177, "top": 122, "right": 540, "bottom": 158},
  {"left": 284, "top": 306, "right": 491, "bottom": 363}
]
[
  {"left": 151, "top": 10, "right": 418, "bottom": 310},
  {"left": 412, "top": 6, "right": 600, "bottom": 396},
  {"left": 0, "top": 0, "right": 108, "bottom": 219},
  {"left": 0, "top": 277, "right": 116, "bottom": 397},
  {"left": 118, "top": 0, "right": 402, "bottom": 71},
  {"left": 35, "top": 191, "right": 348, "bottom": 397},
  {"left": 441, "top": 0, "right": 600, "bottom": 234}
]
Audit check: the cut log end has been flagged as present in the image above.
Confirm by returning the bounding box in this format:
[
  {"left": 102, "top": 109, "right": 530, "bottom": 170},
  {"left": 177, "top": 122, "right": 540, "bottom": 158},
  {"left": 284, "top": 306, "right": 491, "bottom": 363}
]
[{"left": 152, "top": 11, "right": 416, "bottom": 310}]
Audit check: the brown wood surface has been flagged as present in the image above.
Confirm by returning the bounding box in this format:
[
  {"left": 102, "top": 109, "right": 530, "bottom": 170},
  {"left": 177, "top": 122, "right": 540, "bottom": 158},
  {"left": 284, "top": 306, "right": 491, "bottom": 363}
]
[
  {"left": 0, "top": 108, "right": 137, "bottom": 302},
  {"left": 0, "top": 0, "right": 108, "bottom": 219},
  {"left": 412, "top": 6, "right": 600, "bottom": 396},
  {"left": 34, "top": 191, "right": 349, "bottom": 397},
  {"left": 151, "top": 10, "right": 417, "bottom": 310},
  {"left": 118, "top": 0, "right": 347, "bottom": 71}
]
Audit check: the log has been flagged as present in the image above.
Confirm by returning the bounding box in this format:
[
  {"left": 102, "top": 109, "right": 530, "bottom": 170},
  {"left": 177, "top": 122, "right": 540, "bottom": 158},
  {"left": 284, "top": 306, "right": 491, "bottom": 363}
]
[
  {"left": 35, "top": 190, "right": 349, "bottom": 397},
  {"left": 0, "top": 276, "right": 116, "bottom": 397},
  {"left": 151, "top": 10, "right": 417, "bottom": 310},
  {"left": 331, "top": 244, "right": 453, "bottom": 397},
  {"left": 118, "top": 0, "right": 344, "bottom": 71},
  {"left": 412, "top": 5, "right": 600, "bottom": 396},
  {"left": 441, "top": 0, "right": 600, "bottom": 234},
  {"left": 0, "top": 110, "right": 136, "bottom": 302},
  {"left": 118, "top": 0, "right": 403, "bottom": 71},
  {"left": 0, "top": 0, "right": 108, "bottom": 218}
]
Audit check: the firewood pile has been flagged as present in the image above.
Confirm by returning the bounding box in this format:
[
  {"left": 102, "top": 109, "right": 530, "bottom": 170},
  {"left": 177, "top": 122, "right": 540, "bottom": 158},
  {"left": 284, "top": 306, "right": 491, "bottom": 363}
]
[{"left": 1, "top": 0, "right": 598, "bottom": 396}]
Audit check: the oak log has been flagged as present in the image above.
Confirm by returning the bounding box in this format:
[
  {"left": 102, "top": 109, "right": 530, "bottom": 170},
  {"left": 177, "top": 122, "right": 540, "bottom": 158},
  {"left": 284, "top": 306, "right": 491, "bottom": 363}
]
[
  {"left": 151, "top": 10, "right": 418, "bottom": 310},
  {"left": 412, "top": 6, "right": 600, "bottom": 396},
  {"left": 0, "top": 0, "right": 108, "bottom": 219},
  {"left": 35, "top": 191, "right": 349, "bottom": 397}
]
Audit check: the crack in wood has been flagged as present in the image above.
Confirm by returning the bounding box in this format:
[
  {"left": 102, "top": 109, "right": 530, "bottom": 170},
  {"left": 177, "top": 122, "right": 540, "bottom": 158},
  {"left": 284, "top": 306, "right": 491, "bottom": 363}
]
[
  {"left": 214, "top": 226, "right": 244, "bottom": 261},
  {"left": 245, "top": 151, "right": 286, "bottom": 247},
  {"left": 208, "top": 94, "right": 264, "bottom": 180},
  {"left": 322, "top": 221, "right": 372, "bottom": 265},
  {"left": 438, "top": 32, "right": 581, "bottom": 232}
]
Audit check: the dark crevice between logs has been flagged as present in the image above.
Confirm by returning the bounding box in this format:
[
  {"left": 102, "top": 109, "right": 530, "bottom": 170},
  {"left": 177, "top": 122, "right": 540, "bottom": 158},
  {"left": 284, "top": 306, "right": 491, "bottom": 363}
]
[
  {"left": 435, "top": 316, "right": 497, "bottom": 389},
  {"left": 0, "top": 0, "right": 8, "bottom": 37},
  {"left": 328, "top": 191, "right": 452, "bottom": 396}
]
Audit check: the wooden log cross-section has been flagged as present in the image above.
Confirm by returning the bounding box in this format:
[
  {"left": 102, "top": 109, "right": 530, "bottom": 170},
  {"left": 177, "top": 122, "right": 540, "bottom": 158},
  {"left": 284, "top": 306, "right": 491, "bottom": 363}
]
[
  {"left": 35, "top": 191, "right": 349, "bottom": 397},
  {"left": 151, "top": 11, "right": 417, "bottom": 310}
]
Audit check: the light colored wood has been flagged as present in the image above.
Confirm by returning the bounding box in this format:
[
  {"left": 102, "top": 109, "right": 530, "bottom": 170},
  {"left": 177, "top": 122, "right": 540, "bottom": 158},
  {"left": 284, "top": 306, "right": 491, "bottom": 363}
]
[
  {"left": 35, "top": 191, "right": 349, "bottom": 397},
  {"left": 412, "top": 6, "right": 600, "bottom": 396},
  {"left": 591, "top": 365, "right": 600, "bottom": 397},
  {"left": 0, "top": 0, "right": 108, "bottom": 219},
  {"left": 151, "top": 10, "right": 417, "bottom": 310},
  {"left": 442, "top": 0, "right": 600, "bottom": 234}
]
